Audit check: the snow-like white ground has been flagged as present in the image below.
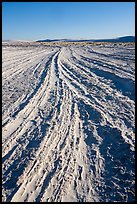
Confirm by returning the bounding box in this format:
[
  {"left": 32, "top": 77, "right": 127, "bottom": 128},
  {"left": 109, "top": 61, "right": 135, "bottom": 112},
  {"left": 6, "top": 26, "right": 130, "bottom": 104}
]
[{"left": 2, "top": 42, "right": 135, "bottom": 202}]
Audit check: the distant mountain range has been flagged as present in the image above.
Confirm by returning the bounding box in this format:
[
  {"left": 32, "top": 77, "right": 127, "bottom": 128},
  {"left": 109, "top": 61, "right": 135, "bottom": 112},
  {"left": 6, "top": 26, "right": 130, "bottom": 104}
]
[
  {"left": 92, "top": 36, "right": 135, "bottom": 43},
  {"left": 36, "top": 36, "right": 135, "bottom": 43}
]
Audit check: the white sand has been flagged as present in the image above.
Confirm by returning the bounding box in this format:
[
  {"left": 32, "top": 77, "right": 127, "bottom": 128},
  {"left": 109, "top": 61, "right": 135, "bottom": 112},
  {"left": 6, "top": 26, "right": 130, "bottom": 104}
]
[{"left": 2, "top": 42, "right": 135, "bottom": 202}]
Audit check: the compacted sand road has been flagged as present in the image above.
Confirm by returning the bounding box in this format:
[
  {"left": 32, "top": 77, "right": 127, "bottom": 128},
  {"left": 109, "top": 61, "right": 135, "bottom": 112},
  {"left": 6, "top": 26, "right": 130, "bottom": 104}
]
[{"left": 2, "top": 42, "right": 135, "bottom": 202}]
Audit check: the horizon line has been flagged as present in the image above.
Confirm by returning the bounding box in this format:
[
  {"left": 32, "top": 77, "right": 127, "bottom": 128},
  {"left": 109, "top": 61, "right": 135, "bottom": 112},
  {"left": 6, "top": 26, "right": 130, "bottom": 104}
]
[{"left": 2, "top": 35, "right": 135, "bottom": 42}]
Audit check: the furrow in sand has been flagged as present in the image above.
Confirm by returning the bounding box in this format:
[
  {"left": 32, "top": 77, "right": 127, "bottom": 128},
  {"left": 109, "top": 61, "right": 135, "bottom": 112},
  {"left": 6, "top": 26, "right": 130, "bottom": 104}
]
[
  {"left": 10, "top": 69, "right": 72, "bottom": 201},
  {"left": 2, "top": 49, "right": 65, "bottom": 202},
  {"left": 2, "top": 43, "right": 135, "bottom": 202},
  {"left": 60, "top": 47, "right": 135, "bottom": 148},
  {"left": 2, "top": 54, "right": 57, "bottom": 162},
  {"left": 2, "top": 48, "right": 51, "bottom": 80}
]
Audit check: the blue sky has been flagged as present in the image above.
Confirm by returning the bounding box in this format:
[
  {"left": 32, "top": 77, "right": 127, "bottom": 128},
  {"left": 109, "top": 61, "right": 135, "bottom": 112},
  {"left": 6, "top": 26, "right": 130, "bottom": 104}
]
[{"left": 2, "top": 2, "right": 135, "bottom": 41}]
